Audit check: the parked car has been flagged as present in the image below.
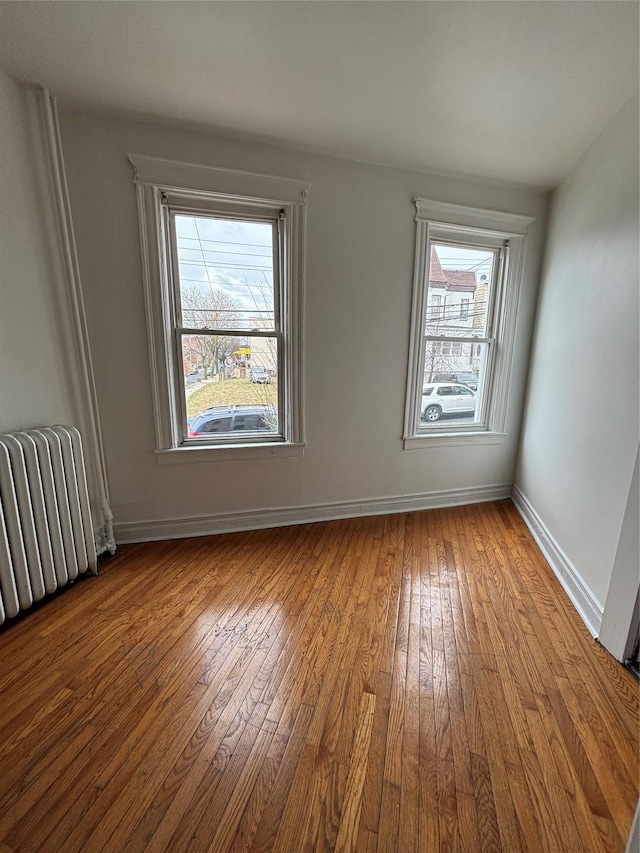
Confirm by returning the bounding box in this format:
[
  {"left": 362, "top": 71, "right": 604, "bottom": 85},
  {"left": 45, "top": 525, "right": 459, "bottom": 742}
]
[
  {"left": 188, "top": 404, "right": 276, "bottom": 436},
  {"left": 185, "top": 368, "right": 205, "bottom": 385},
  {"left": 421, "top": 383, "right": 476, "bottom": 422},
  {"left": 432, "top": 371, "right": 478, "bottom": 391},
  {"left": 249, "top": 366, "right": 271, "bottom": 384}
]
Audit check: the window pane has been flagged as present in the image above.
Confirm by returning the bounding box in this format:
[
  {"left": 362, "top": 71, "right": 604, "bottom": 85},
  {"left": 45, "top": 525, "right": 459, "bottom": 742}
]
[
  {"left": 175, "top": 215, "right": 275, "bottom": 332},
  {"left": 425, "top": 243, "right": 496, "bottom": 337},
  {"left": 420, "top": 340, "right": 491, "bottom": 428},
  {"left": 182, "top": 334, "right": 279, "bottom": 438},
  {"left": 423, "top": 339, "right": 478, "bottom": 385}
]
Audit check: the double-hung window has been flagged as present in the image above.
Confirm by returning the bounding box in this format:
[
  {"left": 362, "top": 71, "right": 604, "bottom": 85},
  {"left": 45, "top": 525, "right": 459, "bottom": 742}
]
[
  {"left": 129, "top": 155, "right": 309, "bottom": 460},
  {"left": 404, "top": 198, "right": 533, "bottom": 447}
]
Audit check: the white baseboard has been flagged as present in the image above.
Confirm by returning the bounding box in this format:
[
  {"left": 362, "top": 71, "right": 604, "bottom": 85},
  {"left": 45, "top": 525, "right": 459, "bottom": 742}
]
[
  {"left": 511, "top": 485, "right": 603, "bottom": 637},
  {"left": 115, "top": 483, "right": 512, "bottom": 545}
]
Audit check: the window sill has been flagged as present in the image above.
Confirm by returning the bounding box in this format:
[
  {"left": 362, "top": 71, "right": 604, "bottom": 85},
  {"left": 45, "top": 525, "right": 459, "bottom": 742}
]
[
  {"left": 156, "top": 442, "right": 306, "bottom": 464},
  {"left": 403, "top": 431, "right": 506, "bottom": 449}
]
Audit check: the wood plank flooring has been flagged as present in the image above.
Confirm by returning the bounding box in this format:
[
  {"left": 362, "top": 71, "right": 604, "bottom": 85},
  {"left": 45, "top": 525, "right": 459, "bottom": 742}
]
[{"left": 0, "top": 500, "right": 637, "bottom": 852}]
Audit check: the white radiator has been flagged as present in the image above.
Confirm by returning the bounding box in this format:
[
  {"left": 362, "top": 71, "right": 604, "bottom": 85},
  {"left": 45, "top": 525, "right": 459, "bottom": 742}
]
[{"left": 0, "top": 426, "right": 97, "bottom": 625}]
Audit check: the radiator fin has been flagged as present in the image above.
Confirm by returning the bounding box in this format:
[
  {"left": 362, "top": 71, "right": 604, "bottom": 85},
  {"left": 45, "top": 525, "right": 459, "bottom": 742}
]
[{"left": 0, "top": 426, "right": 97, "bottom": 625}]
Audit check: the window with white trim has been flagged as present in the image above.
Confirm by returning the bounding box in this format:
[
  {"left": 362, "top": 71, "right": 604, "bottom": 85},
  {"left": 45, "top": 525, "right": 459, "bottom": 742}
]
[
  {"left": 129, "top": 155, "right": 308, "bottom": 460},
  {"left": 404, "top": 198, "right": 532, "bottom": 448}
]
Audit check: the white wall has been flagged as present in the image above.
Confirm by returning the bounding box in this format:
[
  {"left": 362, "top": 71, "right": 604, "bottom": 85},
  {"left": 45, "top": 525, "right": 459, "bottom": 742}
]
[
  {"left": 0, "top": 72, "right": 77, "bottom": 432},
  {"left": 58, "top": 109, "right": 547, "bottom": 538},
  {"left": 516, "top": 95, "right": 639, "bottom": 621},
  {"left": 599, "top": 448, "right": 639, "bottom": 660}
]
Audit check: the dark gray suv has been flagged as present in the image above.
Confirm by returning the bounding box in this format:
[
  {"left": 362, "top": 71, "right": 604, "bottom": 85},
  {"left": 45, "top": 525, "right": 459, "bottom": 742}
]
[{"left": 187, "top": 405, "right": 276, "bottom": 436}]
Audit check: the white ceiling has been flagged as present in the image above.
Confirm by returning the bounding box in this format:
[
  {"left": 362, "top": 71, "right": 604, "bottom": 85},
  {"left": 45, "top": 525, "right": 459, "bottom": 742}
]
[{"left": 0, "top": 1, "right": 638, "bottom": 188}]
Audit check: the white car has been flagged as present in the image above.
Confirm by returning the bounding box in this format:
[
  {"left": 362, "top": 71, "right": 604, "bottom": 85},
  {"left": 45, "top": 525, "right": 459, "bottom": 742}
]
[{"left": 421, "top": 383, "right": 476, "bottom": 422}]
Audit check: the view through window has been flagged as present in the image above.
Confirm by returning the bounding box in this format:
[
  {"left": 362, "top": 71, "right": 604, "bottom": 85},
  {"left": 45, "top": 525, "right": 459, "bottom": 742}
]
[
  {"left": 420, "top": 241, "right": 498, "bottom": 428},
  {"left": 172, "top": 214, "right": 281, "bottom": 441}
]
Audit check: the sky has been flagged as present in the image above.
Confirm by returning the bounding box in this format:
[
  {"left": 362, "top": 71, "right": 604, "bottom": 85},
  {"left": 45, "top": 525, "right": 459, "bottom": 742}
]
[
  {"left": 175, "top": 215, "right": 275, "bottom": 328},
  {"left": 433, "top": 242, "right": 495, "bottom": 279}
]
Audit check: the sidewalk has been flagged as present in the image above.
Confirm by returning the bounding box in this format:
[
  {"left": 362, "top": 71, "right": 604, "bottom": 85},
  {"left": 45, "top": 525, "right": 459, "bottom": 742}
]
[{"left": 184, "top": 378, "right": 215, "bottom": 400}]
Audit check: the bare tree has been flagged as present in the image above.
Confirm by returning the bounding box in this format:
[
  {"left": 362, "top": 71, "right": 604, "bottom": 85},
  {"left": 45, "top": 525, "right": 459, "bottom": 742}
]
[
  {"left": 423, "top": 299, "right": 482, "bottom": 383},
  {"left": 181, "top": 286, "right": 242, "bottom": 380},
  {"left": 423, "top": 309, "right": 470, "bottom": 382},
  {"left": 423, "top": 338, "right": 462, "bottom": 383}
]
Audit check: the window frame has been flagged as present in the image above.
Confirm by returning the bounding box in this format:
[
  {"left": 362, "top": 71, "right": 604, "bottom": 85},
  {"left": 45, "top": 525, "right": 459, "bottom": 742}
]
[
  {"left": 167, "top": 199, "right": 284, "bottom": 446},
  {"left": 404, "top": 198, "right": 533, "bottom": 449},
  {"left": 129, "top": 154, "right": 309, "bottom": 461}
]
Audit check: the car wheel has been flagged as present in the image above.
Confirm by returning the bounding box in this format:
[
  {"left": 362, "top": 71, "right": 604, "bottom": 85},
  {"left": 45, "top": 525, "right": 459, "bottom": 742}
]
[{"left": 423, "top": 405, "right": 441, "bottom": 422}]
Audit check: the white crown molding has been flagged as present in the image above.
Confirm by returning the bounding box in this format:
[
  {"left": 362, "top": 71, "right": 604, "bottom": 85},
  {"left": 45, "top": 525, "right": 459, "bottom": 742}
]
[
  {"left": 511, "top": 485, "right": 603, "bottom": 637},
  {"left": 114, "top": 483, "right": 512, "bottom": 544},
  {"left": 414, "top": 197, "right": 534, "bottom": 235},
  {"left": 127, "top": 153, "right": 310, "bottom": 203}
]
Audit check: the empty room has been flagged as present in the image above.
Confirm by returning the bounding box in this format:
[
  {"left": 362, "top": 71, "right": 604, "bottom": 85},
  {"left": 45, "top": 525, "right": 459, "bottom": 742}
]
[{"left": 0, "top": 2, "right": 638, "bottom": 851}]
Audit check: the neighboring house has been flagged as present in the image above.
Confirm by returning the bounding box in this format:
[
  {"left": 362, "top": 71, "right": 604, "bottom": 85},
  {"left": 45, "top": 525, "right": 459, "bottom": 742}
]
[
  {"left": 425, "top": 247, "right": 478, "bottom": 376},
  {"left": 248, "top": 316, "right": 277, "bottom": 375}
]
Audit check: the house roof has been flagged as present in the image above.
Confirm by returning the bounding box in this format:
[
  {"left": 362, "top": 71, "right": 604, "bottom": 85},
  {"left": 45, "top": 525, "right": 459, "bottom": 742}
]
[
  {"left": 429, "top": 248, "right": 477, "bottom": 293},
  {"left": 443, "top": 270, "right": 477, "bottom": 293},
  {"left": 429, "top": 248, "right": 448, "bottom": 284}
]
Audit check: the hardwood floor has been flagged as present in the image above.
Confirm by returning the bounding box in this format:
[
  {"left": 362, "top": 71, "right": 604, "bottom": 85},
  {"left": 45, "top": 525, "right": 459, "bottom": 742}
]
[{"left": 0, "top": 500, "right": 637, "bottom": 852}]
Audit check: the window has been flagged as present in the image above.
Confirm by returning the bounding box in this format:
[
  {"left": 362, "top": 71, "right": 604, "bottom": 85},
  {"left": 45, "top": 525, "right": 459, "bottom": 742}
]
[
  {"left": 129, "top": 155, "right": 309, "bottom": 460},
  {"left": 404, "top": 198, "right": 533, "bottom": 447},
  {"left": 430, "top": 294, "right": 443, "bottom": 320}
]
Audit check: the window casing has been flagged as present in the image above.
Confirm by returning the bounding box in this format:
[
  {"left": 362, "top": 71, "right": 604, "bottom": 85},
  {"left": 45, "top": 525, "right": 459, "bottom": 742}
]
[
  {"left": 404, "top": 198, "right": 533, "bottom": 448},
  {"left": 129, "top": 155, "right": 309, "bottom": 461}
]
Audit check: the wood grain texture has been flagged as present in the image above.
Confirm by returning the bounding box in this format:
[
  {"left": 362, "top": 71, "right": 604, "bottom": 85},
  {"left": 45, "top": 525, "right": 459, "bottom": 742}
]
[{"left": 0, "top": 502, "right": 637, "bottom": 852}]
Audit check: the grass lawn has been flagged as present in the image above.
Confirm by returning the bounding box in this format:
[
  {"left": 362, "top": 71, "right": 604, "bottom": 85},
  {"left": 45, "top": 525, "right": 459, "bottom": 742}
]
[{"left": 186, "top": 378, "right": 277, "bottom": 417}]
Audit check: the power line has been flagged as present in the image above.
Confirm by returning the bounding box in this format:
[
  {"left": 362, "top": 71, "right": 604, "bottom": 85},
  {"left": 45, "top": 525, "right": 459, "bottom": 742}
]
[
  {"left": 178, "top": 260, "right": 273, "bottom": 272},
  {"left": 193, "top": 218, "right": 217, "bottom": 296},
  {"left": 176, "top": 234, "right": 271, "bottom": 250},
  {"left": 426, "top": 304, "right": 488, "bottom": 323},
  {"left": 177, "top": 244, "right": 272, "bottom": 260},
  {"left": 179, "top": 274, "right": 271, "bottom": 288},
  {"left": 431, "top": 248, "right": 495, "bottom": 282},
  {"left": 183, "top": 308, "right": 273, "bottom": 315}
]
